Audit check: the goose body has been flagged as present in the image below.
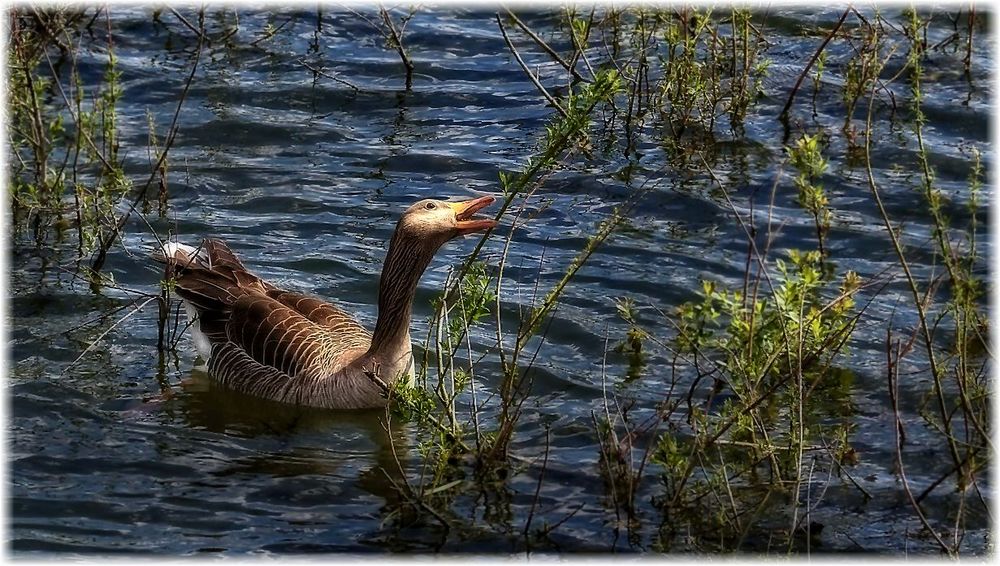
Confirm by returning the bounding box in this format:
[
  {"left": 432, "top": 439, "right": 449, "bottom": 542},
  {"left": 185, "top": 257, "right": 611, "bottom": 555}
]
[{"left": 156, "top": 196, "right": 496, "bottom": 409}]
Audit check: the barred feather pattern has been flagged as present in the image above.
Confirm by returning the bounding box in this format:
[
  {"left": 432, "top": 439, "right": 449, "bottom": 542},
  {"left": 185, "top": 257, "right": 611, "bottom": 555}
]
[
  {"left": 157, "top": 237, "right": 416, "bottom": 409},
  {"left": 153, "top": 196, "right": 481, "bottom": 410}
]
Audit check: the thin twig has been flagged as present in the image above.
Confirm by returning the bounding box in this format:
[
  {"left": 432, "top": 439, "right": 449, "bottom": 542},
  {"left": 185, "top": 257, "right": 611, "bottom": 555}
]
[
  {"left": 496, "top": 13, "right": 568, "bottom": 118},
  {"left": 168, "top": 7, "right": 210, "bottom": 44},
  {"left": 379, "top": 5, "right": 414, "bottom": 89},
  {"left": 63, "top": 296, "right": 157, "bottom": 374},
  {"left": 249, "top": 17, "right": 291, "bottom": 46},
  {"left": 91, "top": 8, "right": 206, "bottom": 272},
  {"left": 504, "top": 8, "right": 591, "bottom": 83},
  {"left": 297, "top": 58, "right": 361, "bottom": 92},
  {"left": 523, "top": 425, "right": 551, "bottom": 538},
  {"left": 888, "top": 330, "right": 955, "bottom": 556},
  {"left": 779, "top": 7, "right": 851, "bottom": 120}
]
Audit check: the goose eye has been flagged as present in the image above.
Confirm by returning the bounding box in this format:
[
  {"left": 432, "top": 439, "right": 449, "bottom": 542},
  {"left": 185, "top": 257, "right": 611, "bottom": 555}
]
[{"left": 425, "top": 202, "right": 436, "bottom": 210}]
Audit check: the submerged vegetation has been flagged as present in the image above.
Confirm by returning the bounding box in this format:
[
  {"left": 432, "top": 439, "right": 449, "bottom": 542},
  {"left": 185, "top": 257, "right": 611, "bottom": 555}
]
[{"left": 8, "top": 5, "right": 990, "bottom": 555}]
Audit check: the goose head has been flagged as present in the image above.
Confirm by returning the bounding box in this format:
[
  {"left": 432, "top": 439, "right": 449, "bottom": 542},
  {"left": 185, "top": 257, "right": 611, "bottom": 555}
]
[
  {"left": 395, "top": 195, "right": 498, "bottom": 248},
  {"left": 370, "top": 195, "right": 498, "bottom": 358}
]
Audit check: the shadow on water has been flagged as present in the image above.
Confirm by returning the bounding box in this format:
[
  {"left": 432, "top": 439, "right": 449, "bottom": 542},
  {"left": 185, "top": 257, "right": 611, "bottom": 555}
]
[
  {"left": 12, "top": 365, "right": 473, "bottom": 555},
  {"left": 174, "top": 370, "right": 409, "bottom": 498}
]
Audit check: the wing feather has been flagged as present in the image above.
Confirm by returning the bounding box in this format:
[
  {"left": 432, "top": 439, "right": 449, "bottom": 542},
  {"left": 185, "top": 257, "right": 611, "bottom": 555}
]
[
  {"left": 267, "top": 290, "right": 371, "bottom": 340},
  {"left": 158, "top": 237, "right": 374, "bottom": 393},
  {"left": 224, "top": 293, "right": 364, "bottom": 381},
  {"left": 204, "top": 238, "right": 250, "bottom": 272}
]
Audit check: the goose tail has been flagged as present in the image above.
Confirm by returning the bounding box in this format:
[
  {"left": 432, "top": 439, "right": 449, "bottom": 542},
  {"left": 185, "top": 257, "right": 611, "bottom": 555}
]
[
  {"left": 152, "top": 239, "right": 249, "bottom": 361},
  {"left": 156, "top": 241, "right": 208, "bottom": 266}
]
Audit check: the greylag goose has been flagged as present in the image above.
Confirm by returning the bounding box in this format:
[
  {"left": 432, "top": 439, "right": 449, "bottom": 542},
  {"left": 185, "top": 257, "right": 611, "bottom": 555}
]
[{"left": 155, "top": 196, "right": 496, "bottom": 409}]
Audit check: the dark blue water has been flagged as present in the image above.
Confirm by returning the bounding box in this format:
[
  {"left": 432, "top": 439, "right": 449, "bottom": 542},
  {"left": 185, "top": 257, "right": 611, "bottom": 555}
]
[{"left": 8, "top": 7, "right": 992, "bottom": 555}]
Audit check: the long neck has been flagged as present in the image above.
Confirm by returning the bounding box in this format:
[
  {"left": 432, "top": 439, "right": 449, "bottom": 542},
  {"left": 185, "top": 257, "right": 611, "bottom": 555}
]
[{"left": 369, "top": 229, "right": 437, "bottom": 359}]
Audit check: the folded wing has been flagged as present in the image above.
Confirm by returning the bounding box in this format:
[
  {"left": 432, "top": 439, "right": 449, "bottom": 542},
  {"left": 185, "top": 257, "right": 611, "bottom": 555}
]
[{"left": 157, "top": 238, "right": 371, "bottom": 387}]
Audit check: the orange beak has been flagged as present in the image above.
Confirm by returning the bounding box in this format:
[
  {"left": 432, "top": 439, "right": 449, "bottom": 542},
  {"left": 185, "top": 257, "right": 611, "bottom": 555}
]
[{"left": 449, "top": 196, "right": 497, "bottom": 236}]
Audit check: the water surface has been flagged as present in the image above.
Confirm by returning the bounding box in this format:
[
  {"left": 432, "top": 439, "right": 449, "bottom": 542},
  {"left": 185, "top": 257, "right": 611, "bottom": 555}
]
[{"left": 8, "top": 6, "right": 992, "bottom": 555}]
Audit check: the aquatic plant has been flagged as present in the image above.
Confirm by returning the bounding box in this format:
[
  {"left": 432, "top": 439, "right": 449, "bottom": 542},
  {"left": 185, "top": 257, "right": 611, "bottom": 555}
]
[
  {"left": 9, "top": 7, "right": 131, "bottom": 261},
  {"left": 788, "top": 134, "right": 832, "bottom": 258},
  {"left": 11, "top": 5, "right": 990, "bottom": 555},
  {"left": 8, "top": 6, "right": 209, "bottom": 285},
  {"left": 649, "top": 243, "right": 863, "bottom": 550},
  {"left": 380, "top": 62, "right": 628, "bottom": 528},
  {"left": 324, "top": 8, "right": 991, "bottom": 552},
  {"left": 346, "top": 5, "right": 417, "bottom": 89},
  {"left": 840, "top": 16, "right": 882, "bottom": 138},
  {"left": 857, "top": 9, "right": 990, "bottom": 556}
]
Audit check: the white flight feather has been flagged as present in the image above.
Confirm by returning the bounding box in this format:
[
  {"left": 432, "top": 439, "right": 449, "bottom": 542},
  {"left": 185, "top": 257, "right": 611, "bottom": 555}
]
[{"left": 160, "top": 241, "right": 213, "bottom": 362}]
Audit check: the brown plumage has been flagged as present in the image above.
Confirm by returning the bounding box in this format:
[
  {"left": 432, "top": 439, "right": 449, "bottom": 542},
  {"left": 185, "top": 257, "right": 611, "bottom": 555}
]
[{"left": 155, "top": 196, "right": 496, "bottom": 409}]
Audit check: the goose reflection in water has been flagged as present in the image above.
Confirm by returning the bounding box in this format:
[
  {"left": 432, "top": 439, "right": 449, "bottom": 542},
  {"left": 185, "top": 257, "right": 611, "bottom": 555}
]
[{"left": 148, "top": 369, "right": 413, "bottom": 526}]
